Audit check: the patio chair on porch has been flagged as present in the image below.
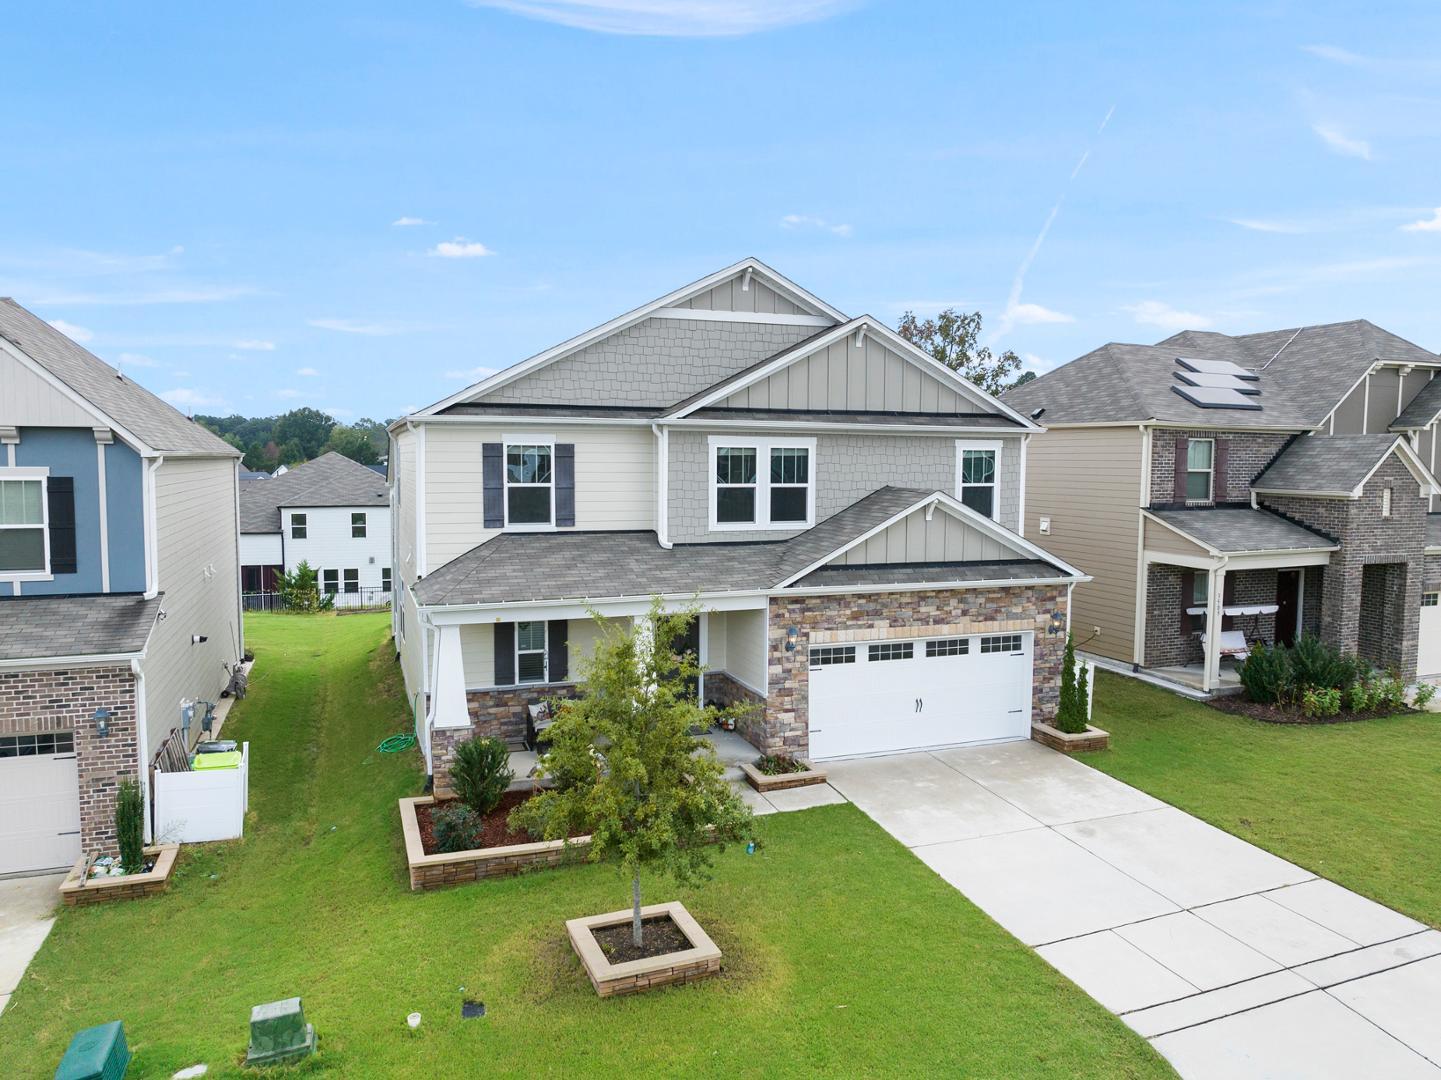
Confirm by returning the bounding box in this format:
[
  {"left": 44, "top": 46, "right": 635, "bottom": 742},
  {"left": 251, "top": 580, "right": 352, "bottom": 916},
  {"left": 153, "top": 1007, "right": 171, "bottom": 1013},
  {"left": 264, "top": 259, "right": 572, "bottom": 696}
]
[{"left": 1201, "top": 629, "right": 1251, "bottom": 664}]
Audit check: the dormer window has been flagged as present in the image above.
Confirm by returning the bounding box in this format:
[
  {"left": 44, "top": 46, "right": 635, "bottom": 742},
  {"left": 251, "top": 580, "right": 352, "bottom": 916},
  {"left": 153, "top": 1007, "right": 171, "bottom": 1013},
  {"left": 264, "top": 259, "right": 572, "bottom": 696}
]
[{"left": 1186, "top": 439, "right": 1215, "bottom": 502}]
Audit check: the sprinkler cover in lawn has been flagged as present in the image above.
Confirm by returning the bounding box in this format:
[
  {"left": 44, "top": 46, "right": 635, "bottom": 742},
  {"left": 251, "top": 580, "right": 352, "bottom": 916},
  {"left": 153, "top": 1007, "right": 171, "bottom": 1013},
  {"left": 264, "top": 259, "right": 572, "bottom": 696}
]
[
  {"left": 244, "top": 997, "right": 316, "bottom": 1067},
  {"left": 54, "top": 1020, "right": 132, "bottom": 1079}
]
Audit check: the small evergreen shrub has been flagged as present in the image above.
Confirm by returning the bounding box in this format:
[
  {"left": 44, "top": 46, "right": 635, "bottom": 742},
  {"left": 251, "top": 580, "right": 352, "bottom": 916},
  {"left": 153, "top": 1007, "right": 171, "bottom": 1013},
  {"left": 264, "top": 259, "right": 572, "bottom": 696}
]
[
  {"left": 115, "top": 776, "right": 145, "bottom": 874},
  {"left": 1240, "top": 642, "right": 1292, "bottom": 705},
  {"left": 450, "top": 736, "right": 514, "bottom": 816},
  {"left": 1054, "top": 632, "right": 1089, "bottom": 734},
  {"left": 1301, "top": 686, "right": 1341, "bottom": 718},
  {"left": 1289, "top": 634, "right": 1357, "bottom": 692},
  {"left": 431, "top": 803, "right": 482, "bottom": 853}
]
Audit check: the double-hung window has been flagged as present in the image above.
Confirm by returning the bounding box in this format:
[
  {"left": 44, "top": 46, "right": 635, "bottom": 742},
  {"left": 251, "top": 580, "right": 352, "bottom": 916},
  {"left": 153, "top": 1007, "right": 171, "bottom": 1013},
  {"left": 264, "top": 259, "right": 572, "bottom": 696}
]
[
  {"left": 343, "top": 569, "right": 359, "bottom": 594},
  {"left": 291, "top": 513, "right": 308, "bottom": 540},
  {"left": 710, "top": 437, "right": 814, "bottom": 529},
  {"left": 0, "top": 471, "right": 48, "bottom": 574},
  {"left": 516, "top": 621, "right": 548, "bottom": 684},
  {"left": 505, "top": 442, "right": 553, "bottom": 526},
  {"left": 1186, "top": 439, "right": 1214, "bottom": 503},
  {"left": 322, "top": 569, "right": 339, "bottom": 595},
  {"left": 956, "top": 441, "right": 1001, "bottom": 520},
  {"left": 351, "top": 512, "right": 367, "bottom": 538},
  {"left": 381, "top": 567, "right": 392, "bottom": 592}
]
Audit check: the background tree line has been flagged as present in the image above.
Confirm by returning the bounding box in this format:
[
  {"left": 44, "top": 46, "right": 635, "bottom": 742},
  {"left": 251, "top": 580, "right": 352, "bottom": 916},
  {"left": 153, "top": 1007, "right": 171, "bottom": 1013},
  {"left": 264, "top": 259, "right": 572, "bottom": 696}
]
[{"left": 197, "top": 408, "right": 392, "bottom": 471}]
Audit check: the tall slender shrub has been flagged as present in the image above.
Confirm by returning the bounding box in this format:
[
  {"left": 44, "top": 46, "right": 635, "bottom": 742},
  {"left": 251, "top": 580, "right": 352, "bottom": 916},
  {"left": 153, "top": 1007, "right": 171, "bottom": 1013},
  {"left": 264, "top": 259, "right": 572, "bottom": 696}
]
[
  {"left": 1055, "top": 632, "right": 1088, "bottom": 733},
  {"left": 115, "top": 776, "right": 145, "bottom": 874}
]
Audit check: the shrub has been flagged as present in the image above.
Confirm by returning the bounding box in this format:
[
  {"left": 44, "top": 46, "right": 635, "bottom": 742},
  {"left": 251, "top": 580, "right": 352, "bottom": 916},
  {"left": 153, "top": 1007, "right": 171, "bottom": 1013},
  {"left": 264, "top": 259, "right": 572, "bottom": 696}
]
[
  {"left": 115, "top": 776, "right": 145, "bottom": 874},
  {"left": 1370, "top": 671, "right": 1408, "bottom": 713},
  {"left": 1301, "top": 686, "right": 1341, "bottom": 718},
  {"left": 450, "top": 736, "right": 513, "bottom": 816},
  {"left": 756, "top": 754, "right": 807, "bottom": 776},
  {"left": 1055, "top": 632, "right": 1089, "bottom": 734},
  {"left": 1240, "top": 642, "right": 1292, "bottom": 705},
  {"left": 277, "top": 560, "right": 334, "bottom": 613},
  {"left": 1415, "top": 682, "right": 1437, "bottom": 709},
  {"left": 1289, "top": 634, "right": 1357, "bottom": 692},
  {"left": 431, "top": 803, "right": 482, "bottom": 853},
  {"left": 1345, "top": 679, "right": 1376, "bottom": 713}
]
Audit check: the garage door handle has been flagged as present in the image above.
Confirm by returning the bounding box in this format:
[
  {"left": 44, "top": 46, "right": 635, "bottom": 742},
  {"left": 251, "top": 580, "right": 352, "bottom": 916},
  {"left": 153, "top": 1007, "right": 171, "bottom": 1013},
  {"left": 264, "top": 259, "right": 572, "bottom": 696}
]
[
  {"left": 915, "top": 698, "right": 923, "bottom": 712},
  {"left": 1008, "top": 709, "right": 1024, "bottom": 714},
  {"left": 54, "top": 754, "right": 77, "bottom": 760},
  {"left": 57, "top": 830, "right": 80, "bottom": 836}
]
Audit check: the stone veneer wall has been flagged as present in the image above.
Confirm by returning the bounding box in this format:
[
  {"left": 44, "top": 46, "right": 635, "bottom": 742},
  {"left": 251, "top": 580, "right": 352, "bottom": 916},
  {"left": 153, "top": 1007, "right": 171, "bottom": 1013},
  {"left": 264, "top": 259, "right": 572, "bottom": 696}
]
[
  {"left": 0, "top": 665, "right": 138, "bottom": 857},
  {"left": 431, "top": 683, "right": 581, "bottom": 791},
  {"left": 701, "top": 670, "right": 765, "bottom": 745},
  {"left": 760, "top": 585, "right": 1067, "bottom": 757},
  {"left": 1149, "top": 430, "right": 1293, "bottom": 505}
]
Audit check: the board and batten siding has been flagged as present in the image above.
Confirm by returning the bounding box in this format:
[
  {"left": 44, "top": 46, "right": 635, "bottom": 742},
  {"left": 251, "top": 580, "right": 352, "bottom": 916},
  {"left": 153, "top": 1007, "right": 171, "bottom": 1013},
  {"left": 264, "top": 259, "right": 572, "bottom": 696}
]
[
  {"left": 144, "top": 456, "right": 241, "bottom": 752},
  {"left": 834, "top": 507, "right": 1011, "bottom": 565},
  {"left": 423, "top": 422, "right": 654, "bottom": 573},
  {"left": 674, "top": 277, "right": 807, "bottom": 315},
  {"left": 1022, "top": 426, "right": 1143, "bottom": 664},
  {"left": 0, "top": 349, "right": 101, "bottom": 427}
]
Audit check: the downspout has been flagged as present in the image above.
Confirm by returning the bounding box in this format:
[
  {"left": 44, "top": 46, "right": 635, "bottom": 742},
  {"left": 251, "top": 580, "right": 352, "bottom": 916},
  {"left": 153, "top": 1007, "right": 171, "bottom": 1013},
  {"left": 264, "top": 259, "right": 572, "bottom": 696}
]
[
  {"left": 131, "top": 656, "right": 151, "bottom": 842},
  {"left": 652, "top": 423, "right": 672, "bottom": 548},
  {"left": 232, "top": 457, "right": 244, "bottom": 656},
  {"left": 143, "top": 455, "right": 165, "bottom": 599}
]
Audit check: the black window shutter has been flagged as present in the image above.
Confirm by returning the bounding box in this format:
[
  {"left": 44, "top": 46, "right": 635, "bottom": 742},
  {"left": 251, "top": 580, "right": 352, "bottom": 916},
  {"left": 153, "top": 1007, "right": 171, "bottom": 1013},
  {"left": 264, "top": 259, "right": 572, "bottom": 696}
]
[
  {"left": 1173, "top": 437, "right": 1189, "bottom": 502},
  {"left": 47, "top": 477, "right": 77, "bottom": 574},
  {"left": 1180, "top": 571, "right": 1195, "bottom": 635},
  {"left": 555, "top": 443, "right": 575, "bottom": 527},
  {"left": 548, "top": 620, "right": 569, "bottom": 682},
  {"left": 483, "top": 443, "right": 504, "bottom": 528},
  {"left": 1213, "top": 439, "right": 1229, "bottom": 502},
  {"left": 494, "top": 622, "right": 515, "bottom": 685}
]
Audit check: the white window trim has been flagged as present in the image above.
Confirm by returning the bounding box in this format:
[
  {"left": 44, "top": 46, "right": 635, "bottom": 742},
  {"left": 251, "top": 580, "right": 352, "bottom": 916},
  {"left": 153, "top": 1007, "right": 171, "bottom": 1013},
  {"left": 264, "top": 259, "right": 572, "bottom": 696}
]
[
  {"left": 955, "top": 440, "right": 1003, "bottom": 522},
  {"left": 1186, "top": 438, "right": 1215, "bottom": 504},
  {"left": 342, "top": 568, "right": 360, "bottom": 594},
  {"left": 707, "top": 436, "right": 817, "bottom": 532},
  {"left": 321, "top": 568, "right": 339, "bottom": 594},
  {"left": 503, "top": 434, "right": 557, "bottom": 533},
  {"left": 515, "top": 619, "right": 548, "bottom": 684},
  {"left": 351, "top": 512, "right": 367, "bottom": 538},
  {"left": 0, "top": 466, "right": 53, "bottom": 581},
  {"left": 290, "top": 512, "right": 308, "bottom": 540}
]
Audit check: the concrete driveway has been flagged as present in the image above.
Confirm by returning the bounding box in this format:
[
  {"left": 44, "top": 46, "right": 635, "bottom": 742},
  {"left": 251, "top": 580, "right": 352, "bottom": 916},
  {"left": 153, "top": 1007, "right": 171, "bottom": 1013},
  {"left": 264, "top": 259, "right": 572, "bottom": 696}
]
[
  {"left": 0, "top": 873, "right": 64, "bottom": 1016},
  {"left": 826, "top": 740, "right": 1441, "bottom": 1079}
]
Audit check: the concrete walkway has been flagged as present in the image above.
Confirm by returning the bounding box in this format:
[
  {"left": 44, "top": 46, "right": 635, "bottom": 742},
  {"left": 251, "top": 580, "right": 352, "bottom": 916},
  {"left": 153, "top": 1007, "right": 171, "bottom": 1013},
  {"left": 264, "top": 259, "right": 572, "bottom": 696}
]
[
  {"left": 0, "top": 873, "right": 65, "bottom": 1016},
  {"left": 825, "top": 740, "right": 1441, "bottom": 1079}
]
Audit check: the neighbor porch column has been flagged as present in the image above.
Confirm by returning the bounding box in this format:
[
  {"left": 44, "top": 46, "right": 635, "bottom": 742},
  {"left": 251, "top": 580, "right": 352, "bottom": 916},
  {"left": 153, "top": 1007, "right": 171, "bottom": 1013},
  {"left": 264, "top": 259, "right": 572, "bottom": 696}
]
[{"left": 1202, "top": 564, "right": 1228, "bottom": 693}]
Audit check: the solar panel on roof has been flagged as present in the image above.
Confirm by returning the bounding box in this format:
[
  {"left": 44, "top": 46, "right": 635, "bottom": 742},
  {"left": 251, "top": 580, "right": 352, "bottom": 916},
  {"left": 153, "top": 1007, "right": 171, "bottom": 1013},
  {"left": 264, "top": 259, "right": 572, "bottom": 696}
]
[
  {"left": 1176, "top": 371, "right": 1262, "bottom": 394},
  {"left": 1172, "top": 384, "right": 1263, "bottom": 410},
  {"left": 1175, "top": 357, "right": 1259, "bottom": 380}
]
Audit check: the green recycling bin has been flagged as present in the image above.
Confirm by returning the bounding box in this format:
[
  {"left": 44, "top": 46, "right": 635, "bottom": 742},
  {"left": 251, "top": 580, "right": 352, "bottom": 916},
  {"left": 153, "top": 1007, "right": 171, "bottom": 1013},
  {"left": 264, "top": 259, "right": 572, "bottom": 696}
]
[{"left": 54, "top": 1020, "right": 131, "bottom": 1080}]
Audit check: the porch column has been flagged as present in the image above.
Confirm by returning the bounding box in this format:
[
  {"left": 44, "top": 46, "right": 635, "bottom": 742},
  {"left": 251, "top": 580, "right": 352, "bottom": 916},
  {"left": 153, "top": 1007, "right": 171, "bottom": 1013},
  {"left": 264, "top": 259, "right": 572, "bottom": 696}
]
[
  {"left": 429, "top": 623, "right": 470, "bottom": 731},
  {"left": 1202, "top": 565, "right": 1227, "bottom": 693}
]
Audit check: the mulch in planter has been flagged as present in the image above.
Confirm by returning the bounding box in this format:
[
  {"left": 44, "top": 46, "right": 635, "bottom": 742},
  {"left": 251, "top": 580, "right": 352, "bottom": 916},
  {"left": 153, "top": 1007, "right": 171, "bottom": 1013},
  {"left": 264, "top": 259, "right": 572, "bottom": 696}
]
[
  {"left": 416, "top": 791, "right": 585, "bottom": 855},
  {"left": 1208, "top": 695, "right": 1416, "bottom": 725},
  {"left": 591, "top": 915, "right": 692, "bottom": 964}
]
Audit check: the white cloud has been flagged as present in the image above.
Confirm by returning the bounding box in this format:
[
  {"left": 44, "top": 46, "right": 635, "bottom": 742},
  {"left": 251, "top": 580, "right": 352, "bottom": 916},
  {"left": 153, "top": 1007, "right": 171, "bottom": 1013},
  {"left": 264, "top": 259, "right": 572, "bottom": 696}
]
[
  {"left": 234, "top": 339, "right": 276, "bottom": 351},
  {"left": 323, "top": 405, "right": 355, "bottom": 418},
  {"left": 308, "top": 318, "right": 406, "bottom": 336},
  {"left": 1313, "top": 124, "right": 1372, "bottom": 160},
  {"left": 116, "top": 351, "right": 160, "bottom": 367},
  {"left": 466, "top": 0, "right": 853, "bottom": 37},
  {"left": 392, "top": 216, "right": 433, "bottom": 227},
  {"left": 1228, "top": 218, "right": 1309, "bottom": 234},
  {"left": 429, "top": 238, "right": 494, "bottom": 258},
  {"left": 1401, "top": 208, "right": 1441, "bottom": 233},
  {"left": 1005, "top": 302, "right": 1073, "bottom": 325},
  {"left": 780, "top": 214, "right": 853, "bottom": 237},
  {"left": 1123, "top": 301, "right": 1212, "bottom": 331},
  {"left": 400, "top": 404, "right": 419, "bottom": 415},
  {"left": 275, "top": 388, "right": 302, "bottom": 399},
  {"left": 444, "top": 365, "right": 498, "bottom": 382},
  {"left": 296, "top": 366, "right": 321, "bottom": 376},
  {"left": 47, "top": 319, "right": 94, "bottom": 342},
  {"left": 159, "top": 387, "right": 225, "bottom": 410},
  {"left": 1302, "top": 44, "right": 1370, "bottom": 66}
]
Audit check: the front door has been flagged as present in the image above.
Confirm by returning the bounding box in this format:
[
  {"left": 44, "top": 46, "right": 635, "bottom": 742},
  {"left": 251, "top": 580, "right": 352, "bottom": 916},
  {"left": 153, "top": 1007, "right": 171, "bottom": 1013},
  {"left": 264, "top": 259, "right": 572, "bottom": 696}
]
[{"left": 1275, "top": 570, "right": 1301, "bottom": 647}]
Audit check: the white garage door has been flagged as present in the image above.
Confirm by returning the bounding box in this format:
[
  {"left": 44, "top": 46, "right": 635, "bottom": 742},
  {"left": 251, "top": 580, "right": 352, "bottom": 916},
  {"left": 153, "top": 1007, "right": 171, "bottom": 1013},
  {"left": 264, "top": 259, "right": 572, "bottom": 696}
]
[
  {"left": 808, "top": 631, "right": 1034, "bottom": 760},
  {"left": 1419, "top": 591, "right": 1441, "bottom": 679},
  {"left": 0, "top": 732, "right": 82, "bottom": 876}
]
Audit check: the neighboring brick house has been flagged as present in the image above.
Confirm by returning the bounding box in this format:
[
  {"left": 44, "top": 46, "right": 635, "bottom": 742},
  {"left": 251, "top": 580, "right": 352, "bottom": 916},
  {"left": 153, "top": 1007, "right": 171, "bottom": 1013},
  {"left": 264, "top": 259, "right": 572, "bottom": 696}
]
[
  {"left": 0, "top": 300, "right": 243, "bottom": 875},
  {"left": 1007, "top": 321, "right": 1441, "bottom": 692},
  {"left": 389, "top": 259, "right": 1087, "bottom": 789}
]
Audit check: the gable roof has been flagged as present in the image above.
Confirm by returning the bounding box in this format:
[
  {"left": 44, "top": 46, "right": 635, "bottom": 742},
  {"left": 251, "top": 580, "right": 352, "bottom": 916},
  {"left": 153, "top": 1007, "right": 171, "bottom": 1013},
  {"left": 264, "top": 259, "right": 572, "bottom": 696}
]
[
  {"left": 239, "top": 451, "right": 390, "bottom": 534},
  {"left": 0, "top": 299, "right": 238, "bottom": 455},
  {"left": 1391, "top": 375, "right": 1441, "bottom": 431},
  {"left": 414, "top": 258, "right": 846, "bottom": 418},
  {"left": 1251, "top": 434, "right": 1437, "bottom": 497},
  {"left": 0, "top": 593, "right": 163, "bottom": 663},
  {"left": 1005, "top": 320, "right": 1438, "bottom": 429},
  {"left": 1145, "top": 508, "right": 1337, "bottom": 556}
]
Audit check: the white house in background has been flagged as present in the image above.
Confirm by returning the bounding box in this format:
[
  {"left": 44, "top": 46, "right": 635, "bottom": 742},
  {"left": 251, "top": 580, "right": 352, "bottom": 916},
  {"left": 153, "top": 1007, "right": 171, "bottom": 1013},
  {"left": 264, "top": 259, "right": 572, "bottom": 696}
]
[{"left": 239, "top": 451, "right": 392, "bottom": 606}]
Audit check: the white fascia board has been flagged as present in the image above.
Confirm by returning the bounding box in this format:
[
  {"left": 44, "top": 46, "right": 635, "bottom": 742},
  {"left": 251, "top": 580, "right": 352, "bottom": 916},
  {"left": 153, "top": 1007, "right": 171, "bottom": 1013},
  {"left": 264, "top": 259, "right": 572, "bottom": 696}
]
[
  {"left": 0, "top": 650, "right": 146, "bottom": 672},
  {"left": 1354, "top": 436, "right": 1441, "bottom": 496},
  {"left": 0, "top": 336, "right": 157, "bottom": 456},
  {"left": 1143, "top": 549, "right": 1219, "bottom": 570},
  {"left": 1140, "top": 509, "right": 1224, "bottom": 557},
  {"left": 1224, "top": 549, "right": 1335, "bottom": 570},
  {"left": 1250, "top": 486, "right": 1354, "bottom": 499},
  {"left": 399, "top": 414, "right": 654, "bottom": 428},
  {"left": 422, "top": 590, "right": 769, "bottom": 624},
  {"left": 414, "top": 258, "right": 847, "bottom": 417},
  {"left": 661, "top": 418, "right": 1027, "bottom": 437},
  {"left": 779, "top": 574, "right": 1090, "bottom": 599}
]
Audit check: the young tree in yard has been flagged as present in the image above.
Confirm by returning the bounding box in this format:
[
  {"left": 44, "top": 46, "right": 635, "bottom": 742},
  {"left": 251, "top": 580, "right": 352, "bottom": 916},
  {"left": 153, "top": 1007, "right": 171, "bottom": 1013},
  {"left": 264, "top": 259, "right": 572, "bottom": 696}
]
[
  {"left": 896, "top": 309, "right": 1021, "bottom": 396},
  {"left": 511, "top": 601, "right": 754, "bottom": 948},
  {"left": 276, "top": 560, "right": 333, "bottom": 612}
]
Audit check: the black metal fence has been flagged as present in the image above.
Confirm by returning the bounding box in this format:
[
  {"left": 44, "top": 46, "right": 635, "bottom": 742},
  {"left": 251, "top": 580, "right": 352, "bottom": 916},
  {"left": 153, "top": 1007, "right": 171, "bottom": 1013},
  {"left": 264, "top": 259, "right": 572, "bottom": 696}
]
[{"left": 242, "top": 587, "right": 392, "bottom": 612}]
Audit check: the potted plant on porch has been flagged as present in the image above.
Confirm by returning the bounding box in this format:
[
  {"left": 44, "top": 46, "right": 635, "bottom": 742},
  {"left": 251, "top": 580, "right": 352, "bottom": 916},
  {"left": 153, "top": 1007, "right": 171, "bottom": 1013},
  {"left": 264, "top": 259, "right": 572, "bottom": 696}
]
[{"left": 511, "top": 600, "right": 754, "bottom": 997}]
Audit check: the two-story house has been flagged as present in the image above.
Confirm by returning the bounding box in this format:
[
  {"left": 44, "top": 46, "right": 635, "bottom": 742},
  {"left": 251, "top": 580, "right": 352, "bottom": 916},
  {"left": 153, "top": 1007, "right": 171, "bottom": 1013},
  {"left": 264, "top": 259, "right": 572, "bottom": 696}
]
[
  {"left": 389, "top": 259, "right": 1086, "bottom": 789},
  {"left": 239, "top": 450, "right": 391, "bottom": 607},
  {"left": 1006, "top": 320, "right": 1441, "bottom": 694},
  {"left": 0, "top": 300, "right": 243, "bottom": 876}
]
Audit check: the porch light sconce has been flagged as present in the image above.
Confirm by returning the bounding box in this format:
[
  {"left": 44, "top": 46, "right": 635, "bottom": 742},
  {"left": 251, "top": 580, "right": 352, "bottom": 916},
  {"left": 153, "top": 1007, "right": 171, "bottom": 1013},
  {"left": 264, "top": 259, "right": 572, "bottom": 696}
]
[
  {"left": 785, "top": 626, "right": 799, "bottom": 652},
  {"left": 93, "top": 707, "right": 113, "bottom": 738},
  {"left": 1048, "top": 611, "right": 1065, "bottom": 636}
]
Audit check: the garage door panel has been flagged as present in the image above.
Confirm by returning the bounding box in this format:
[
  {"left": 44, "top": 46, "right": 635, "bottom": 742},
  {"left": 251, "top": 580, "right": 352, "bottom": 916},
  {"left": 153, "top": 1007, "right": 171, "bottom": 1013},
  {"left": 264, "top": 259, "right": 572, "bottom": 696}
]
[
  {"left": 0, "top": 738, "right": 82, "bottom": 876},
  {"left": 1419, "top": 594, "right": 1441, "bottom": 678}
]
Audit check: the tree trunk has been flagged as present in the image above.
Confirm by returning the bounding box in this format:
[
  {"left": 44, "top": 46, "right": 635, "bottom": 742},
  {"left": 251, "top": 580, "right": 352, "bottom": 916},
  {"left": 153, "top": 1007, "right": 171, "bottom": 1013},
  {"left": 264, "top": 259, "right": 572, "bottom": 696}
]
[{"left": 632, "top": 873, "right": 643, "bottom": 949}]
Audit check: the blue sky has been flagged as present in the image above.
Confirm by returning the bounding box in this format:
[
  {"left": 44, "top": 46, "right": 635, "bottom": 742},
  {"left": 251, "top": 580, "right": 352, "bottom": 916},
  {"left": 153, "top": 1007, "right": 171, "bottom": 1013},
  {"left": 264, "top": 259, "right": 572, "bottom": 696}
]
[{"left": 3, "top": 1, "right": 1439, "bottom": 421}]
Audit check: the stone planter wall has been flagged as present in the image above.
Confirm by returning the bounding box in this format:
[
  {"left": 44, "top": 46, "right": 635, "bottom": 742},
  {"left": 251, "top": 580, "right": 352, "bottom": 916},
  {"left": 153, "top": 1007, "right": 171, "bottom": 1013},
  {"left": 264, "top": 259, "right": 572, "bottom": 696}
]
[
  {"left": 400, "top": 795, "right": 590, "bottom": 891},
  {"left": 739, "top": 759, "right": 827, "bottom": 792},
  {"left": 1031, "top": 722, "right": 1110, "bottom": 753},
  {"left": 566, "top": 901, "right": 722, "bottom": 997},
  {"left": 59, "top": 844, "right": 178, "bottom": 906}
]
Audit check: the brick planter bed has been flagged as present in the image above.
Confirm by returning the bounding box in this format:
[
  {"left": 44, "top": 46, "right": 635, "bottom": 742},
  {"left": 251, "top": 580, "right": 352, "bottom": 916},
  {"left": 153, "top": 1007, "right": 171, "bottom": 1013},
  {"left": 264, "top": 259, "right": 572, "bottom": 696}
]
[
  {"left": 738, "top": 758, "right": 827, "bottom": 792},
  {"left": 58, "top": 844, "right": 179, "bottom": 906},
  {"left": 1031, "top": 722, "right": 1111, "bottom": 753},
  {"left": 399, "top": 795, "right": 590, "bottom": 891},
  {"left": 566, "top": 901, "right": 721, "bottom": 998}
]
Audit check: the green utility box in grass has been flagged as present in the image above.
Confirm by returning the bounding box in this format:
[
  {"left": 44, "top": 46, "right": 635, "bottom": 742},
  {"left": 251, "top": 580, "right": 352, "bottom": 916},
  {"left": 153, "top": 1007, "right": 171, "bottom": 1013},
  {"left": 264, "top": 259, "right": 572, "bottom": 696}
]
[
  {"left": 54, "top": 1020, "right": 131, "bottom": 1080},
  {"left": 245, "top": 997, "right": 317, "bottom": 1067}
]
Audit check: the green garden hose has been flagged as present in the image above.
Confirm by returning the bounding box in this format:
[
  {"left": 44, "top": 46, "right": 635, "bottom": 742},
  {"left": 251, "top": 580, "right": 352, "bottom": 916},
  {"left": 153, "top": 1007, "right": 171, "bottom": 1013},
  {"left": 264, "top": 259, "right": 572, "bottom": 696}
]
[{"left": 377, "top": 733, "right": 417, "bottom": 753}]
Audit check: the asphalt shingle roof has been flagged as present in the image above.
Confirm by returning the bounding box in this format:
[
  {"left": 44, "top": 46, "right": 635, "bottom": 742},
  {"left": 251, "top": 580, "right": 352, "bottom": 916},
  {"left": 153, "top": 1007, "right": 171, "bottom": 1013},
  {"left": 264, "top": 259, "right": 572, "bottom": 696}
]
[
  {"left": 414, "top": 487, "right": 1072, "bottom": 607},
  {"left": 1251, "top": 435, "right": 1403, "bottom": 496},
  {"left": 792, "top": 560, "right": 1064, "bottom": 589},
  {"left": 0, "top": 593, "right": 163, "bottom": 662},
  {"left": 0, "top": 299, "right": 237, "bottom": 455},
  {"left": 1005, "top": 320, "right": 1438, "bottom": 429},
  {"left": 240, "top": 451, "right": 390, "bottom": 534},
  {"left": 1392, "top": 377, "right": 1441, "bottom": 430},
  {"left": 1149, "top": 508, "right": 1337, "bottom": 555}
]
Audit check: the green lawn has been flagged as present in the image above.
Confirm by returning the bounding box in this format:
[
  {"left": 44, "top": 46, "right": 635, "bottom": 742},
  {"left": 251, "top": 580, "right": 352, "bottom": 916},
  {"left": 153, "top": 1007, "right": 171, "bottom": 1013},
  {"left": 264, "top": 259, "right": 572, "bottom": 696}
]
[
  {"left": 2, "top": 614, "right": 1169, "bottom": 1079},
  {"left": 1083, "top": 670, "right": 1441, "bottom": 928}
]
